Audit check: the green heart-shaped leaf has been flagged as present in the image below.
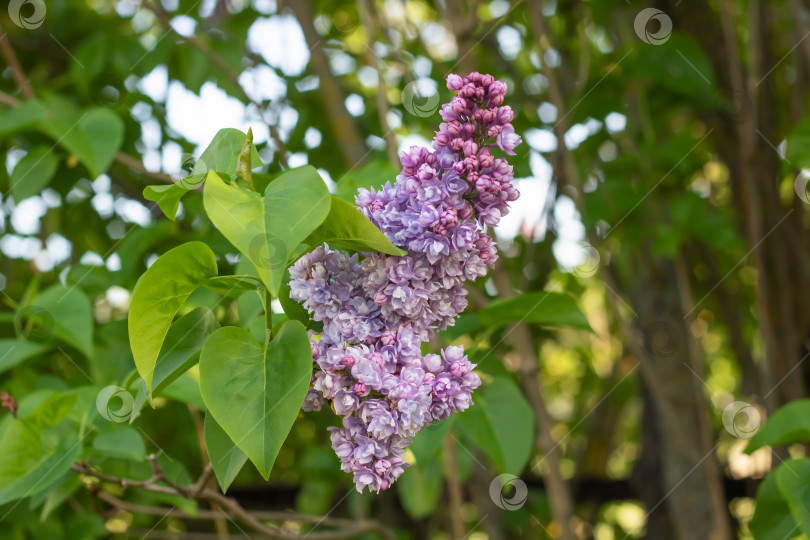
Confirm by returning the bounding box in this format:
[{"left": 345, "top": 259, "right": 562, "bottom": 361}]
[
  {"left": 128, "top": 242, "right": 217, "bottom": 389},
  {"left": 203, "top": 166, "right": 331, "bottom": 295},
  {"left": 199, "top": 321, "right": 312, "bottom": 479}
]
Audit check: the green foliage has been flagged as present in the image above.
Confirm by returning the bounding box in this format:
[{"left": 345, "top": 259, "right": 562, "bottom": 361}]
[
  {"left": 149, "top": 307, "right": 219, "bottom": 394},
  {"left": 746, "top": 399, "right": 810, "bottom": 453},
  {"left": 458, "top": 377, "right": 535, "bottom": 475},
  {"left": 477, "top": 291, "right": 592, "bottom": 332},
  {"left": 398, "top": 457, "right": 443, "bottom": 519},
  {"left": 203, "top": 166, "right": 330, "bottom": 295},
  {"left": 0, "top": 339, "right": 50, "bottom": 375},
  {"left": 40, "top": 107, "right": 124, "bottom": 179},
  {"left": 750, "top": 458, "right": 810, "bottom": 539},
  {"left": 0, "top": 393, "right": 79, "bottom": 505},
  {"left": 92, "top": 424, "right": 146, "bottom": 461},
  {"left": 747, "top": 404, "right": 810, "bottom": 538},
  {"left": 306, "top": 196, "right": 406, "bottom": 256},
  {"left": 10, "top": 146, "right": 58, "bottom": 202},
  {"left": 31, "top": 285, "right": 94, "bottom": 359},
  {"left": 128, "top": 241, "right": 218, "bottom": 389},
  {"left": 204, "top": 413, "right": 248, "bottom": 493},
  {"left": 199, "top": 322, "right": 311, "bottom": 479}
]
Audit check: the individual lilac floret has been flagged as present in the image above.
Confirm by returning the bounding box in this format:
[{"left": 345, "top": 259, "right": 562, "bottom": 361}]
[{"left": 290, "top": 72, "right": 520, "bottom": 492}]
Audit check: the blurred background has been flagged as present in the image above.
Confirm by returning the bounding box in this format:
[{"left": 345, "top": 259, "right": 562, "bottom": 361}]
[{"left": 0, "top": 0, "right": 808, "bottom": 539}]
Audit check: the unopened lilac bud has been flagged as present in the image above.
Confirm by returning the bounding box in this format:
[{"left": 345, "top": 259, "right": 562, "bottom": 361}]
[
  {"left": 475, "top": 176, "right": 492, "bottom": 193},
  {"left": 342, "top": 354, "right": 356, "bottom": 368},
  {"left": 381, "top": 331, "right": 396, "bottom": 347},
  {"left": 496, "top": 105, "right": 514, "bottom": 124},
  {"left": 354, "top": 382, "right": 368, "bottom": 396},
  {"left": 488, "top": 80, "right": 507, "bottom": 98},
  {"left": 446, "top": 74, "right": 463, "bottom": 90},
  {"left": 478, "top": 148, "right": 494, "bottom": 169},
  {"left": 449, "top": 361, "right": 468, "bottom": 378}
]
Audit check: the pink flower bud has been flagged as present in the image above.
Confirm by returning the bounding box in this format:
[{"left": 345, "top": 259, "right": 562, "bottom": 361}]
[
  {"left": 353, "top": 382, "right": 367, "bottom": 396},
  {"left": 446, "top": 73, "right": 463, "bottom": 90},
  {"left": 496, "top": 105, "right": 514, "bottom": 124},
  {"left": 341, "top": 354, "right": 356, "bottom": 368}
]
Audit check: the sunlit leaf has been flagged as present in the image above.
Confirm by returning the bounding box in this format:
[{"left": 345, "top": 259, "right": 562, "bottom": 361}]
[
  {"left": 199, "top": 321, "right": 312, "bottom": 479},
  {"left": 128, "top": 242, "right": 217, "bottom": 389}
]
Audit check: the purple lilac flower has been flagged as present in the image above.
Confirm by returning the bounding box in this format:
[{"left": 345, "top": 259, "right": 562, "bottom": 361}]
[{"left": 290, "top": 72, "right": 521, "bottom": 492}]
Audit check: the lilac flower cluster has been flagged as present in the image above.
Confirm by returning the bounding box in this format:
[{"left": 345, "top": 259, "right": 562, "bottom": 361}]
[{"left": 290, "top": 72, "right": 522, "bottom": 492}]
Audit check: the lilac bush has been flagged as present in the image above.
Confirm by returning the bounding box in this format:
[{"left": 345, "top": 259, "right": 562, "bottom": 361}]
[{"left": 290, "top": 72, "right": 522, "bottom": 492}]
